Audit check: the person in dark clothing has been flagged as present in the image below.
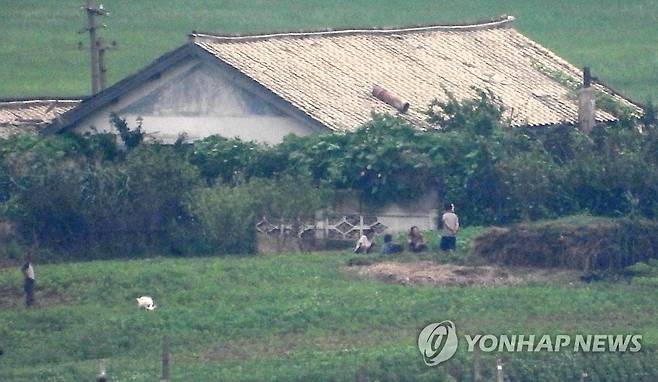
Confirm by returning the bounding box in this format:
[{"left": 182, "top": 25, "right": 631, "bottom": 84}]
[
  {"left": 381, "top": 234, "right": 403, "bottom": 255},
  {"left": 21, "top": 254, "right": 36, "bottom": 307},
  {"left": 408, "top": 226, "right": 428, "bottom": 252}
]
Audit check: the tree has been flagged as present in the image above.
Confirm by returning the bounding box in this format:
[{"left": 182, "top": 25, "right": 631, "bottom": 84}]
[{"left": 425, "top": 88, "right": 505, "bottom": 136}]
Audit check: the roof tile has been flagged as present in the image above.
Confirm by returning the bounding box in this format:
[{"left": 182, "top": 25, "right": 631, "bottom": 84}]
[
  {"left": 0, "top": 99, "right": 80, "bottom": 138},
  {"left": 193, "top": 20, "right": 639, "bottom": 131}
]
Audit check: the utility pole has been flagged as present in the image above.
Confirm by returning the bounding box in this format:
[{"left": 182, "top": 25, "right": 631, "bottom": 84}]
[
  {"left": 80, "top": 0, "right": 115, "bottom": 94},
  {"left": 161, "top": 336, "right": 171, "bottom": 382},
  {"left": 496, "top": 358, "right": 504, "bottom": 382},
  {"left": 98, "top": 37, "right": 117, "bottom": 90},
  {"left": 96, "top": 358, "right": 108, "bottom": 382}
]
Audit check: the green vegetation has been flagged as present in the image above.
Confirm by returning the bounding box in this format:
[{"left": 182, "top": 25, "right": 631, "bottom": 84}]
[
  {"left": 0, "top": 0, "right": 656, "bottom": 102},
  {"left": 1, "top": 4, "right": 656, "bottom": 379},
  {"left": 1, "top": 93, "right": 657, "bottom": 259},
  {"left": 0, "top": 252, "right": 657, "bottom": 381},
  {"left": 0, "top": 130, "right": 335, "bottom": 258},
  {"left": 2, "top": 105, "right": 657, "bottom": 378},
  {"left": 531, "top": 61, "right": 640, "bottom": 119}
]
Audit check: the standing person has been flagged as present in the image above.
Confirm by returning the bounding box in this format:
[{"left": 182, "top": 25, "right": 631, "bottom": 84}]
[
  {"left": 440, "top": 203, "right": 459, "bottom": 251},
  {"left": 354, "top": 229, "right": 374, "bottom": 254},
  {"left": 408, "top": 226, "right": 428, "bottom": 252},
  {"left": 21, "top": 254, "right": 36, "bottom": 307}
]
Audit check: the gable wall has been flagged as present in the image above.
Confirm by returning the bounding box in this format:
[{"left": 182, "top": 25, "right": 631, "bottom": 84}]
[{"left": 71, "top": 58, "right": 318, "bottom": 144}]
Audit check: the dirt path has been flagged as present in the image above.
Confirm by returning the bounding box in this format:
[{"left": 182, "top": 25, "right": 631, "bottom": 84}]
[{"left": 351, "top": 261, "right": 580, "bottom": 287}]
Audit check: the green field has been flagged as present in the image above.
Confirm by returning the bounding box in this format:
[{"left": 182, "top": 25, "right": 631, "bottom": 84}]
[
  {"left": 1, "top": 243, "right": 657, "bottom": 380},
  {"left": 0, "top": 0, "right": 656, "bottom": 102}
]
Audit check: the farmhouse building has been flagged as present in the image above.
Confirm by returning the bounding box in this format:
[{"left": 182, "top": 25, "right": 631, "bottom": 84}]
[
  {"left": 0, "top": 98, "right": 80, "bottom": 139},
  {"left": 2, "top": 16, "right": 642, "bottom": 238},
  {"left": 44, "top": 15, "right": 639, "bottom": 144}
]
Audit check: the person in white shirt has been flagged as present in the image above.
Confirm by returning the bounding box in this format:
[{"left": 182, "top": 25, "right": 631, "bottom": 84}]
[
  {"left": 21, "top": 254, "right": 36, "bottom": 307},
  {"left": 354, "top": 229, "right": 374, "bottom": 254},
  {"left": 440, "top": 203, "right": 459, "bottom": 251}
]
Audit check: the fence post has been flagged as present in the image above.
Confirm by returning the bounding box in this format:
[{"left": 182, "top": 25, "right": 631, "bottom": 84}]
[
  {"left": 353, "top": 349, "right": 358, "bottom": 382},
  {"left": 161, "top": 335, "right": 170, "bottom": 382},
  {"left": 359, "top": 215, "right": 364, "bottom": 237},
  {"left": 324, "top": 214, "right": 329, "bottom": 239},
  {"left": 472, "top": 350, "right": 482, "bottom": 382},
  {"left": 97, "top": 358, "right": 107, "bottom": 382},
  {"left": 496, "top": 358, "right": 504, "bottom": 382},
  {"left": 428, "top": 210, "right": 434, "bottom": 230}
]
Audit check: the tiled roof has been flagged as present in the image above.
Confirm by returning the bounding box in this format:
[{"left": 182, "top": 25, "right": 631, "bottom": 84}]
[
  {"left": 192, "top": 16, "right": 640, "bottom": 131},
  {"left": 0, "top": 99, "right": 81, "bottom": 138}
]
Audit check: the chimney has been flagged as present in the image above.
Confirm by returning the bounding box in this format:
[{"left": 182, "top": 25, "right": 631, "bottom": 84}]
[
  {"left": 578, "top": 67, "right": 596, "bottom": 133},
  {"left": 372, "top": 85, "right": 410, "bottom": 113}
]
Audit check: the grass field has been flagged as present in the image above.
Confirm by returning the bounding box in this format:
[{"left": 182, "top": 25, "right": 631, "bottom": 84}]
[
  {"left": 0, "top": 0, "right": 656, "bottom": 102},
  {"left": 1, "top": 235, "right": 657, "bottom": 381}
]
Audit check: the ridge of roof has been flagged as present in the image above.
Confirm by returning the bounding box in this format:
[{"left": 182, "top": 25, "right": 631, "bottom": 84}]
[
  {"left": 190, "top": 15, "right": 515, "bottom": 43},
  {"left": 0, "top": 97, "right": 83, "bottom": 104}
]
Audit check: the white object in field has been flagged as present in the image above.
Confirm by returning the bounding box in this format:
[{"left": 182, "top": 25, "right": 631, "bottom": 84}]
[{"left": 136, "top": 296, "right": 157, "bottom": 310}]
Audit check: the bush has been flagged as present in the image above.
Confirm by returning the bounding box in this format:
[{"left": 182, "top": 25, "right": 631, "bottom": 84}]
[
  {"left": 0, "top": 133, "right": 201, "bottom": 258},
  {"left": 496, "top": 151, "right": 577, "bottom": 221},
  {"left": 114, "top": 145, "right": 200, "bottom": 248},
  {"left": 188, "top": 135, "right": 268, "bottom": 185},
  {"left": 180, "top": 185, "right": 258, "bottom": 255},
  {"left": 176, "top": 174, "right": 332, "bottom": 256},
  {"left": 277, "top": 114, "right": 437, "bottom": 206}
]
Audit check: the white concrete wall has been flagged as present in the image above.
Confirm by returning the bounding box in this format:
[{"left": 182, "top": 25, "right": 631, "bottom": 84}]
[
  {"left": 363, "top": 192, "right": 439, "bottom": 233},
  {"left": 72, "top": 59, "right": 317, "bottom": 144},
  {"left": 114, "top": 115, "right": 314, "bottom": 144},
  {"left": 319, "top": 190, "right": 439, "bottom": 236},
  {"left": 376, "top": 213, "right": 437, "bottom": 234}
]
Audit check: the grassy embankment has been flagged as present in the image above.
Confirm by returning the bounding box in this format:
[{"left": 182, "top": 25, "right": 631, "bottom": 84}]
[
  {"left": 0, "top": 0, "right": 655, "bottom": 102},
  {"left": 1, "top": 224, "right": 657, "bottom": 381}
]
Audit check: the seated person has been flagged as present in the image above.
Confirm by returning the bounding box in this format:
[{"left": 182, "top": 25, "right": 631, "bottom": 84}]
[
  {"left": 354, "top": 229, "right": 374, "bottom": 254},
  {"left": 381, "top": 234, "right": 403, "bottom": 255},
  {"left": 408, "top": 226, "right": 428, "bottom": 252}
]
